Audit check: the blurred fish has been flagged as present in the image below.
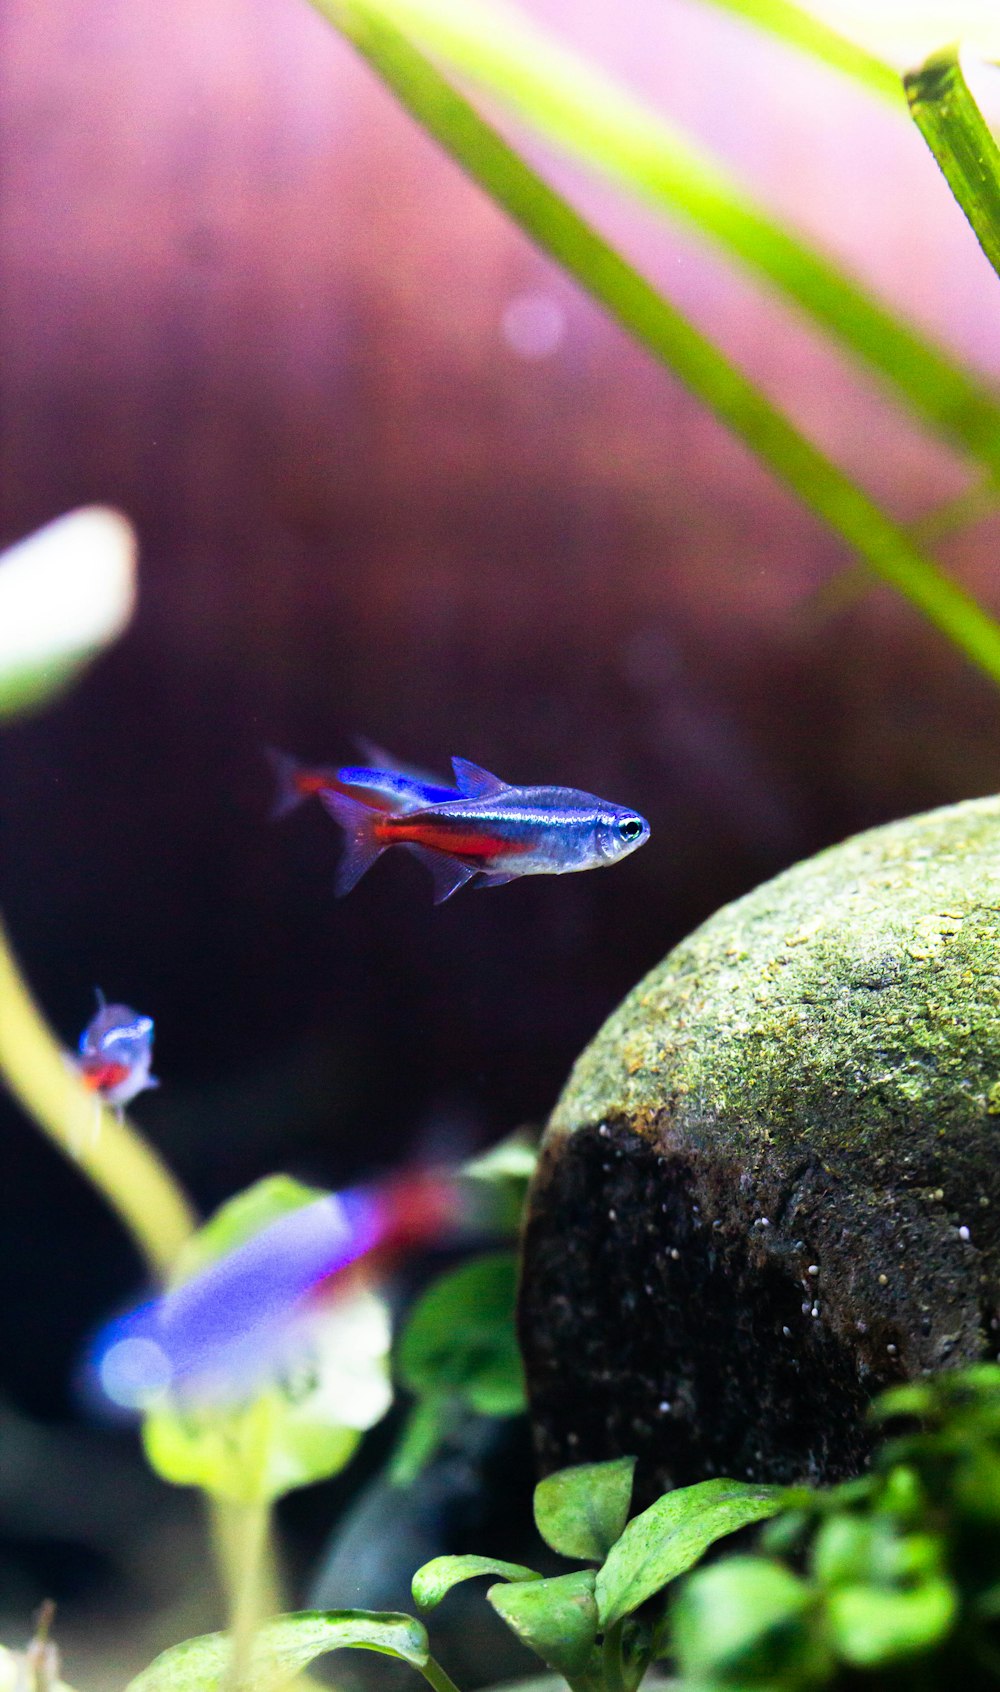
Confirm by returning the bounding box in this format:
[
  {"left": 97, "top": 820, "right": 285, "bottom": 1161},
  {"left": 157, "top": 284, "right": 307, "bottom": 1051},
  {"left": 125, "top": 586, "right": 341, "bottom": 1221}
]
[
  {"left": 90, "top": 1171, "right": 459, "bottom": 1410},
  {"left": 75, "top": 992, "right": 158, "bottom": 1109},
  {"left": 267, "top": 745, "right": 455, "bottom": 819},
  {"left": 319, "top": 757, "right": 651, "bottom": 902}
]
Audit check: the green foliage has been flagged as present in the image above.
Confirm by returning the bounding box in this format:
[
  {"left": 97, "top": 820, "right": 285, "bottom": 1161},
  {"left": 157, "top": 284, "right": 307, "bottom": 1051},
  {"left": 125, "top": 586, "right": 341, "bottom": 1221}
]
[
  {"left": 596, "top": 1479, "right": 782, "bottom": 1627},
  {"left": 141, "top": 1178, "right": 392, "bottom": 1503},
  {"left": 906, "top": 47, "right": 1000, "bottom": 285},
  {"left": 487, "top": 1570, "right": 599, "bottom": 1681},
  {"left": 413, "top": 1555, "right": 541, "bottom": 1610},
  {"left": 124, "top": 1610, "right": 431, "bottom": 1692},
  {"left": 333, "top": 0, "right": 1000, "bottom": 485},
  {"left": 392, "top": 1250, "right": 525, "bottom": 1481},
  {"left": 534, "top": 1456, "right": 636, "bottom": 1562},
  {"left": 659, "top": 1365, "right": 1000, "bottom": 1689},
  {"left": 407, "top": 1457, "right": 783, "bottom": 1692},
  {"left": 311, "top": 0, "right": 1000, "bottom": 687}
]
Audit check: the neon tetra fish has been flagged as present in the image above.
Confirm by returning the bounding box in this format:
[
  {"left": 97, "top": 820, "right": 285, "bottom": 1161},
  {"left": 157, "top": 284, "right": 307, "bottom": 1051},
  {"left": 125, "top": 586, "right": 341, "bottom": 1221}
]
[
  {"left": 76, "top": 992, "right": 158, "bottom": 1108},
  {"left": 90, "top": 1170, "right": 460, "bottom": 1409},
  {"left": 267, "top": 746, "right": 455, "bottom": 819},
  {"left": 320, "top": 757, "right": 650, "bottom": 902}
]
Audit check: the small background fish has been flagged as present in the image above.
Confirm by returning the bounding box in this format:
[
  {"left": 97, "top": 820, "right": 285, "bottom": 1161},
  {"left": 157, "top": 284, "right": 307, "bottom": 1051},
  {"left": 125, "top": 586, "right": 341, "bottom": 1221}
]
[{"left": 75, "top": 993, "right": 158, "bottom": 1109}]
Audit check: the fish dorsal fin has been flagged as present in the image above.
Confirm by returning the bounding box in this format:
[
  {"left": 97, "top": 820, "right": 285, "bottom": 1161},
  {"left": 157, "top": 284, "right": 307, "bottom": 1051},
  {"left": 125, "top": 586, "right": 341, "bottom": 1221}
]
[{"left": 451, "top": 757, "right": 507, "bottom": 799}]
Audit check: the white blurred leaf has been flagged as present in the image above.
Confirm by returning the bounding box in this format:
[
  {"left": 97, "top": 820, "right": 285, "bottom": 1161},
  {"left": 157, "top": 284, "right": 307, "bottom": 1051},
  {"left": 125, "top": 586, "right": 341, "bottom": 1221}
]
[{"left": 0, "top": 507, "right": 137, "bottom": 719}]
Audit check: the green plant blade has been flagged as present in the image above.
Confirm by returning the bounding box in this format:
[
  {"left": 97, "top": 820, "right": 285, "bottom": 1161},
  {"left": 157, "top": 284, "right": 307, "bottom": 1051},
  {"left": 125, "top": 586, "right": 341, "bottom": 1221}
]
[
  {"left": 906, "top": 46, "right": 1000, "bottom": 284},
  {"left": 669, "top": 1555, "right": 825, "bottom": 1685},
  {"left": 596, "top": 1479, "right": 783, "bottom": 1626},
  {"left": 695, "top": 0, "right": 902, "bottom": 101},
  {"left": 488, "top": 1571, "right": 599, "bottom": 1680},
  {"left": 0, "top": 508, "right": 137, "bottom": 721},
  {"left": 332, "top": 0, "right": 1000, "bottom": 484},
  {"left": 125, "top": 1610, "right": 429, "bottom": 1692},
  {"left": 412, "top": 1554, "right": 541, "bottom": 1610},
  {"left": 396, "top": 1251, "right": 526, "bottom": 1417},
  {"left": 534, "top": 1457, "right": 636, "bottom": 1562},
  {"left": 312, "top": 0, "right": 1000, "bottom": 686},
  {"left": 826, "top": 1579, "right": 957, "bottom": 1666}
]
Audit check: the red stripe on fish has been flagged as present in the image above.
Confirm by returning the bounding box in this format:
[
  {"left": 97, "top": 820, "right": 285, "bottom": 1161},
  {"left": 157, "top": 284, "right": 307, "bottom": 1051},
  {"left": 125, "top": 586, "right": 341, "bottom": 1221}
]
[
  {"left": 80, "top": 1061, "right": 131, "bottom": 1095},
  {"left": 375, "top": 817, "right": 524, "bottom": 859}
]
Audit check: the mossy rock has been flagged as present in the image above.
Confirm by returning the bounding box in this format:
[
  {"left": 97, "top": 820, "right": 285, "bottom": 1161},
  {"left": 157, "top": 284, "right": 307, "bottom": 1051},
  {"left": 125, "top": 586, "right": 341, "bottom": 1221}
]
[{"left": 520, "top": 796, "right": 1000, "bottom": 1492}]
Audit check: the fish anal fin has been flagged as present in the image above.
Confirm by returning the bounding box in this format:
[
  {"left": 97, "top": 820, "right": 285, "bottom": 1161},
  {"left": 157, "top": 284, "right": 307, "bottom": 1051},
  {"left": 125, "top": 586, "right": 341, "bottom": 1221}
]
[
  {"left": 405, "top": 845, "right": 477, "bottom": 904},
  {"left": 475, "top": 871, "right": 517, "bottom": 888},
  {"left": 451, "top": 756, "right": 507, "bottom": 799}
]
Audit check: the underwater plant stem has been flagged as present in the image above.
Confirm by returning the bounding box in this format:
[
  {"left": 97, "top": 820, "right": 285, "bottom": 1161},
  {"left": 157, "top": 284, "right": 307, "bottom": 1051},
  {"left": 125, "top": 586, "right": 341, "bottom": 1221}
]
[
  {"left": 418, "top": 1657, "right": 463, "bottom": 1692},
  {"left": 314, "top": 0, "right": 1000, "bottom": 687},
  {"left": 224, "top": 1497, "right": 272, "bottom": 1691},
  {"left": 601, "top": 1620, "right": 627, "bottom": 1692},
  {"left": 906, "top": 47, "right": 1000, "bottom": 286},
  {"left": 0, "top": 912, "right": 196, "bottom": 1277},
  {"left": 695, "top": 0, "right": 902, "bottom": 102}
]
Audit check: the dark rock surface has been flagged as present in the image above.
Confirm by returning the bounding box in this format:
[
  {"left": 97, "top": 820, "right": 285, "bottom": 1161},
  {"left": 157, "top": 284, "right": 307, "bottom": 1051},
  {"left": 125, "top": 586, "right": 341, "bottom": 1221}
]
[{"left": 520, "top": 796, "right": 1000, "bottom": 1492}]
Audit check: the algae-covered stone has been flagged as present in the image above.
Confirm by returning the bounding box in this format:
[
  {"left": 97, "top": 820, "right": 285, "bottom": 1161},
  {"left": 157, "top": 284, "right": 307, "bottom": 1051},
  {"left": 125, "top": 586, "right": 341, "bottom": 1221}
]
[{"left": 520, "top": 796, "right": 1000, "bottom": 1491}]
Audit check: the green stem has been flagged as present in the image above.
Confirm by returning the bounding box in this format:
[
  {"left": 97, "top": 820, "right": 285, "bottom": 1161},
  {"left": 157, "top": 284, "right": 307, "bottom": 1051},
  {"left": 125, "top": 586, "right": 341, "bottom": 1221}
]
[
  {"left": 0, "top": 911, "right": 196, "bottom": 1277},
  {"left": 224, "top": 1498, "right": 273, "bottom": 1690},
  {"left": 419, "top": 1656, "right": 464, "bottom": 1692},
  {"left": 602, "top": 1620, "right": 627, "bottom": 1692},
  {"left": 696, "top": 0, "right": 903, "bottom": 102},
  {"left": 313, "top": 0, "right": 1000, "bottom": 686},
  {"left": 906, "top": 47, "right": 1000, "bottom": 285}
]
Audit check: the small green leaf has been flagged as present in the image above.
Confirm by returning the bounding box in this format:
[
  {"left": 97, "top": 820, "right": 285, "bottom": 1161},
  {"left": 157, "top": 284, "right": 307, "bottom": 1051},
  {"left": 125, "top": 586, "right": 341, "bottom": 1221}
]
[
  {"left": 826, "top": 1579, "right": 957, "bottom": 1666},
  {"left": 0, "top": 508, "right": 137, "bottom": 720},
  {"left": 488, "top": 1571, "right": 598, "bottom": 1679},
  {"left": 125, "top": 1610, "right": 429, "bottom": 1692},
  {"left": 397, "top": 1252, "right": 526, "bottom": 1418},
  {"left": 596, "top": 1479, "right": 782, "bottom": 1626},
  {"left": 670, "top": 1556, "right": 824, "bottom": 1684},
  {"left": 534, "top": 1456, "right": 636, "bottom": 1561},
  {"left": 906, "top": 47, "right": 1000, "bottom": 285},
  {"left": 412, "top": 1554, "right": 541, "bottom": 1610}
]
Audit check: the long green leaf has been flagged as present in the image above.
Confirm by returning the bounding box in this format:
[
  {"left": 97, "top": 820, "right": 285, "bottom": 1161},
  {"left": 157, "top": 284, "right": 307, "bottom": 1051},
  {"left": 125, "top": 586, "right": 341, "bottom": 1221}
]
[
  {"left": 906, "top": 46, "right": 1000, "bottom": 284},
  {"left": 310, "top": 0, "right": 1000, "bottom": 684},
  {"left": 694, "top": 0, "right": 902, "bottom": 101},
  {"left": 338, "top": 0, "right": 1000, "bottom": 483}
]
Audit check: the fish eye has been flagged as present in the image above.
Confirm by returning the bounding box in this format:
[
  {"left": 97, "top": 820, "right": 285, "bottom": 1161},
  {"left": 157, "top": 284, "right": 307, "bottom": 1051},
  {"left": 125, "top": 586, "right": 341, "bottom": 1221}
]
[{"left": 618, "top": 816, "right": 643, "bottom": 843}]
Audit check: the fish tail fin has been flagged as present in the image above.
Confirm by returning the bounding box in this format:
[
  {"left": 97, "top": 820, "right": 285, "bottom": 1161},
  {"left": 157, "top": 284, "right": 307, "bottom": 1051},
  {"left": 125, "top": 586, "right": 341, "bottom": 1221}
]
[
  {"left": 319, "top": 788, "right": 388, "bottom": 895},
  {"left": 265, "top": 747, "right": 307, "bottom": 820}
]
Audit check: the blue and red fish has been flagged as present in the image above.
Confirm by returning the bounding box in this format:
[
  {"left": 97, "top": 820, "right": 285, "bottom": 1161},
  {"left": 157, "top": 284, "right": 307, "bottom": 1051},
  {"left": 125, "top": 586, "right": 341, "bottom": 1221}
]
[
  {"left": 76, "top": 993, "right": 158, "bottom": 1109},
  {"left": 319, "top": 756, "right": 651, "bottom": 902},
  {"left": 91, "top": 1171, "right": 458, "bottom": 1409}
]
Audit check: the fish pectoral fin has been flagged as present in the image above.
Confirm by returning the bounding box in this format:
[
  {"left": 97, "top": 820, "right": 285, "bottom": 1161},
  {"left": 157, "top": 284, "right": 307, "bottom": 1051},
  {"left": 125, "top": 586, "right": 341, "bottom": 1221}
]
[
  {"left": 474, "top": 871, "right": 517, "bottom": 888},
  {"left": 451, "top": 756, "right": 507, "bottom": 799},
  {"left": 405, "top": 845, "right": 478, "bottom": 904}
]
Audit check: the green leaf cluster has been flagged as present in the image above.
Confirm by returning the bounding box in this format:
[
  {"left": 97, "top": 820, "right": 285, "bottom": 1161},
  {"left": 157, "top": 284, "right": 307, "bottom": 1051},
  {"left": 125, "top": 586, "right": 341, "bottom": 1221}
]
[
  {"left": 391, "top": 1250, "right": 526, "bottom": 1483},
  {"left": 662, "top": 1365, "right": 1000, "bottom": 1690},
  {"left": 413, "top": 1455, "right": 779, "bottom": 1691}
]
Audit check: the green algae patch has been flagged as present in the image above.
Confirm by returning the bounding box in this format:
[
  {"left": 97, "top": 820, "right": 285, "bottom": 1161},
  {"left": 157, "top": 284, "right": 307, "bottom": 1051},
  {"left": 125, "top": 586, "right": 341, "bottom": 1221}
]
[{"left": 521, "top": 797, "right": 1000, "bottom": 1492}]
